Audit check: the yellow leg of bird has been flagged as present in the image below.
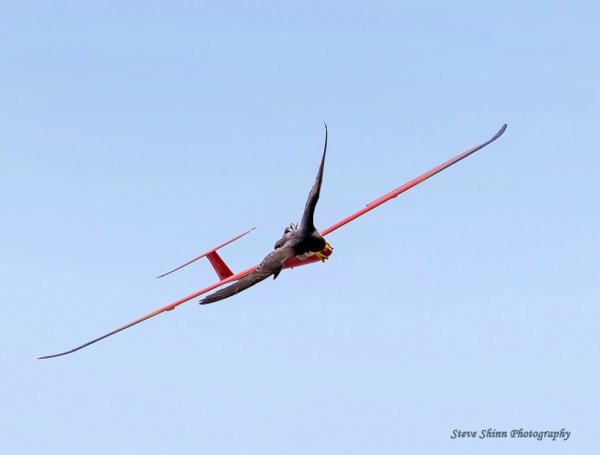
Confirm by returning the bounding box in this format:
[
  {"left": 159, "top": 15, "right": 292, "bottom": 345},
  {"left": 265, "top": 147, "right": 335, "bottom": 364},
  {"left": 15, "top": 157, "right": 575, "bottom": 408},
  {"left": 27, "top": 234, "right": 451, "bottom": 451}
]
[{"left": 315, "top": 242, "right": 333, "bottom": 262}]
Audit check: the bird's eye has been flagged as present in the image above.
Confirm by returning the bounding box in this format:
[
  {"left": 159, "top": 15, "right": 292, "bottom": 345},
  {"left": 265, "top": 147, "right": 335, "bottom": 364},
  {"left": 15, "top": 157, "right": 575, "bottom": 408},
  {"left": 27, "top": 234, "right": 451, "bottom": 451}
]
[{"left": 284, "top": 228, "right": 291, "bottom": 234}]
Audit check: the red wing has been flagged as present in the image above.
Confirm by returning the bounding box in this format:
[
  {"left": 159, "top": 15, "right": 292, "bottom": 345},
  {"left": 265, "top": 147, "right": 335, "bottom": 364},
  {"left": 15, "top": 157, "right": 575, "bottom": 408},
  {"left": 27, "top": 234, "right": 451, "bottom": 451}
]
[
  {"left": 320, "top": 124, "right": 507, "bottom": 236},
  {"left": 38, "top": 265, "right": 258, "bottom": 359}
]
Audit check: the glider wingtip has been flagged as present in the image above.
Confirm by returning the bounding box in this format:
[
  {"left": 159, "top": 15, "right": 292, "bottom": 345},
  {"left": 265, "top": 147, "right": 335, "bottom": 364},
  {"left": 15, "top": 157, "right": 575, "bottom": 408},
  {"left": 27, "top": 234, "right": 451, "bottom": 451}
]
[
  {"left": 487, "top": 123, "right": 508, "bottom": 144},
  {"left": 38, "top": 346, "right": 82, "bottom": 359},
  {"left": 38, "top": 352, "right": 65, "bottom": 360}
]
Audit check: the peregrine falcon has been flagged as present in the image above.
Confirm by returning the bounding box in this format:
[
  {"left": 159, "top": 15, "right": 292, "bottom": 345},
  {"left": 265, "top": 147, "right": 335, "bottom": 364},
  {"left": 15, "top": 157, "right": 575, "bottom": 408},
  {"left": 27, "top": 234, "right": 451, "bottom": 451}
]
[{"left": 200, "top": 125, "right": 331, "bottom": 305}]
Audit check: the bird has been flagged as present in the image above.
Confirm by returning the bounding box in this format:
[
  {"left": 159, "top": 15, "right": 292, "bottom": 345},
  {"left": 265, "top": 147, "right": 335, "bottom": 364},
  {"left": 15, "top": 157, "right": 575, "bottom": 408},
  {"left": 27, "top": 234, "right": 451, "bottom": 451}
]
[{"left": 199, "top": 124, "right": 332, "bottom": 305}]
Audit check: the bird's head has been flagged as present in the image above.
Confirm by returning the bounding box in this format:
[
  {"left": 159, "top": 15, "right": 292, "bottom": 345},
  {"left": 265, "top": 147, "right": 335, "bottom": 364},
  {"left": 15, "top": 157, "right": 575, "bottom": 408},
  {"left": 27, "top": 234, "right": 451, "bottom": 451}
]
[
  {"left": 283, "top": 223, "right": 298, "bottom": 235},
  {"left": 274, "top": 223, "right": 298, "bottom": 249}
]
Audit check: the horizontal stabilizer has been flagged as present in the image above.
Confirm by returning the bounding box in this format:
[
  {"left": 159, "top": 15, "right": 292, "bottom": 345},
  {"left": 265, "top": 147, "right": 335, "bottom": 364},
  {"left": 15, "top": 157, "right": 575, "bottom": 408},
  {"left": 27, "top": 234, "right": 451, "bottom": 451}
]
[{"left": 157, "top": 227, "right": 254, "bottom": 279}]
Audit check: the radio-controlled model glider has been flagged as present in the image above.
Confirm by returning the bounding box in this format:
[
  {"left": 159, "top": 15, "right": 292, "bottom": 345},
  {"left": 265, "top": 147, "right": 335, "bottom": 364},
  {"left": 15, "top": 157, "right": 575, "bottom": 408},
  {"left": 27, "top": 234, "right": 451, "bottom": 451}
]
[{"left": 39, "top": 123, "right": 507, "bottom": 359}]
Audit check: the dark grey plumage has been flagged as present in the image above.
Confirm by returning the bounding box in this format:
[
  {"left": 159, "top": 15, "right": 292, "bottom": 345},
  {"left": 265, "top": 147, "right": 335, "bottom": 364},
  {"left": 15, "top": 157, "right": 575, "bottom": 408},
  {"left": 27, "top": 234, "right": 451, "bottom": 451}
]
[{"left": 200, "top": 125, "right": 328, "bottom": 305}]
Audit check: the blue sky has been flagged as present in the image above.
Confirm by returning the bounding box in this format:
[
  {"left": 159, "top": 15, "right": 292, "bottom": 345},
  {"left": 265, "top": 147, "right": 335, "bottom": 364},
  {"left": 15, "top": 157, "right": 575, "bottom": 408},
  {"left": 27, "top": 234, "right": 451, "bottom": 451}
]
[{"left": 1, "top": 1, "right": 599, "bottom": 453}]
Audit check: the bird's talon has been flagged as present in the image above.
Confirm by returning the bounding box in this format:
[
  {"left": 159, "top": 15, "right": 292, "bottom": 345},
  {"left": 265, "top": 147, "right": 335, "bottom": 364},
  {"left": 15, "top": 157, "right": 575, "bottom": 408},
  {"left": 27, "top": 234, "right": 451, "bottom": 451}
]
[{"left": 315, "top": 244, "right": 333, "bottom": 262}]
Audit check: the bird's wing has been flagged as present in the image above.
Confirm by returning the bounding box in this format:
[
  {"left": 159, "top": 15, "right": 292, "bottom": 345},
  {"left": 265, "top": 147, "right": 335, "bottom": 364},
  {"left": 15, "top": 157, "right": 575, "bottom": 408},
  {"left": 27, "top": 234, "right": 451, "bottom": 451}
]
[
  {"left": 299, "top": 123, "right": 328, "bottom": 232},
  {"left": 200, "top": 244, "right": 296, "bottom": 305}
]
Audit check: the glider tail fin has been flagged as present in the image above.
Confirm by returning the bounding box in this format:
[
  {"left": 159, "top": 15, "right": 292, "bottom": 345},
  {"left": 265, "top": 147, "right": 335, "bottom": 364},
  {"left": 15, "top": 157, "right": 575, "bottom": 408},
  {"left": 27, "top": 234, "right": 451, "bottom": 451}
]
[
  {"left": 206, "top": 250, "right": 234, "bottom": 280},
  {"left": 156, "top": 227, "right": 255, "bottom": 279}
]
